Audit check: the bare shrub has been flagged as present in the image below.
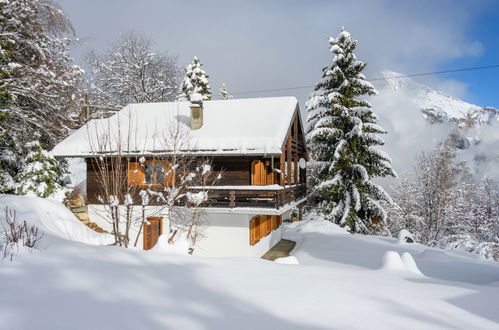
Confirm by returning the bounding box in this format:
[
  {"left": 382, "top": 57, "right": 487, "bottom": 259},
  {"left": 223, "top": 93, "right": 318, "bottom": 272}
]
[{"left": 1, "top": 207, "right": 44, "bottom": 261}]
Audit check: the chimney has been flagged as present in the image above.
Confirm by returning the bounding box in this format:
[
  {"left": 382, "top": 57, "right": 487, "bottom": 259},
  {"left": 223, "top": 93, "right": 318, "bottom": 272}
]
[{"left": 189, "top": 95, "right": 203, "bottom": 130}]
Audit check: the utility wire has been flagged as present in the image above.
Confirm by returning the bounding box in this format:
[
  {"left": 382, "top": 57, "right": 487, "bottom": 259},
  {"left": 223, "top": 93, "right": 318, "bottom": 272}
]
[{"left": 231, "top": 64, "right": 499, "bottom": 96}]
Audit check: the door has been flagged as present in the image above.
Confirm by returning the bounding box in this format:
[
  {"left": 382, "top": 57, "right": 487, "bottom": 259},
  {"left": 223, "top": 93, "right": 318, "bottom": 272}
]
[{"left": 143, "top": 217, "right": 163, "bottom": 250}]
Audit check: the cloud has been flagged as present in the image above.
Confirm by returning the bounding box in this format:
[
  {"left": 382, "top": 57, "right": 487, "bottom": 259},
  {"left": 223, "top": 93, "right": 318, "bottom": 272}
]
[
  {"left": 60, "top": 0, "right": 487, "bottom": 106},
  {"left": 58, "top": 0, "right": 497, "bottom": 183},
  {"left": 369, "top": 83, "right": 453, "bottom": 181},
  {"left": 460, "top": 120, "right": 499, "bottom": 181},
  {"left": 433, "top": 80, "right": 470, "bottom": 100}
]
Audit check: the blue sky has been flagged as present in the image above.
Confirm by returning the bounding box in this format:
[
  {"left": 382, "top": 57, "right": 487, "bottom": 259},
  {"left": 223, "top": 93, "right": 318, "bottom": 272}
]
[
  {"left": 437, "top": 2, "right": 499, "bottom": 108},
  {"left": 59, "top": 0, "right": 499, "bottom": 108}
]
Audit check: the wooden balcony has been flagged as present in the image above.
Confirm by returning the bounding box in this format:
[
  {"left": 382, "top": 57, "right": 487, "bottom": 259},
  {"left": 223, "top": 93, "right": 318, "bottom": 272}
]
[{"left": 187, "top": 184, "right": 306, "bottom": 209}]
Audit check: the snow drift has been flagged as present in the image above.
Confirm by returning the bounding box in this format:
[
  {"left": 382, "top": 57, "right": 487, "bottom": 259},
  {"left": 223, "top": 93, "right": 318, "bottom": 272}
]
[
  {"left": 0, "top": 194, "right": 113, "bottom": 246},
  {"left": 0, "top": 208, "right": 498, "bottom": 329}
]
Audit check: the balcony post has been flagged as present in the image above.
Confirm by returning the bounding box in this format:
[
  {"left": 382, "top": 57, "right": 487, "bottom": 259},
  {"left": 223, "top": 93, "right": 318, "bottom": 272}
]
[{"left": 229, "top": 190, "right": 236, "bottom": 208}]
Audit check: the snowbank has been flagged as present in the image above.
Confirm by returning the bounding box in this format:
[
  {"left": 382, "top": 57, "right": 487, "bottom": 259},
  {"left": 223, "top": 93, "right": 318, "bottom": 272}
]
[
  {"left": 149, "top": 233, "right": 190, "bottom": 255},
  {"left": 283, "top": 216, "right": 499, "bottom": 285},
  {"left": 0, "top": 208, "right": 498, "bottom": 329},
  {"left": 274, "top": 256, "right": 299, "bottom": 265},
  {"left": 0, "top": 194, "right": 113, "bottom": 246},
  {"left": 397, "top": 229, "right": 415, "bottom": 244},
  {"left": 380, "top": 250, "right": 423, "bottom": 275}
]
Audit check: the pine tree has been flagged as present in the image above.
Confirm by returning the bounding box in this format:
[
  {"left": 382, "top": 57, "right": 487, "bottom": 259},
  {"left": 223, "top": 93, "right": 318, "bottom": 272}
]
[
  {"left": 179, "top": 56, "right": 211, "bottom": 101},
  {"left": 219, "top": 83, "right": 232, "bottom": 100},
  {"left": 306, "top": 27, "right": 395, "bottom": 233},
  {"left": 0, "top": 0, "right": 82, "bottom": 191},
  {"left": 0, "top": 0, "right": 16, "bottom": 192},
  {"left": 15, "top": 141, "right": 63, "bottom": 198}
]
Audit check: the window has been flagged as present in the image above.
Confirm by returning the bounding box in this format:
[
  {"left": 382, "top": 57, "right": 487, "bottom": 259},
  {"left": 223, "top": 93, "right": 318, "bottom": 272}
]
[
  {"left": 144, "top": 162, "right": 165, "bottom": 185},
  {"left": 128, "top": 160, "right": 174, "bottom": 187},
  {"left": 249, "top": 215, "right": 282, "bottom": 246}
]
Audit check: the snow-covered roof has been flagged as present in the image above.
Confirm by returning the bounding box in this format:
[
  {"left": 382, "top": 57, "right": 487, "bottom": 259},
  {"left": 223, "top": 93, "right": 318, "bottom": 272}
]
[{"left": 52, "top": 97, "right": 300, "bottom": 157}]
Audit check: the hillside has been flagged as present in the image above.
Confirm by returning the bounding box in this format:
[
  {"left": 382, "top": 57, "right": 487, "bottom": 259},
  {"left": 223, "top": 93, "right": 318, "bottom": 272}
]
[
  {"left": 364, "top": 72, "right": 499, "bottom": 178},
  {"left": 375, "top": 71, "right": 499, "bottom": 127},
  {"left": 0, "top": 195, "right": 498, "bottom": 330}
]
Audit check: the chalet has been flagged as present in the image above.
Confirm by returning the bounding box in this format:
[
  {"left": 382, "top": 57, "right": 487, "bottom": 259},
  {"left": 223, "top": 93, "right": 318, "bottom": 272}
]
[{"left": 51, "top": 96, "right": 307, "bottom": 257}]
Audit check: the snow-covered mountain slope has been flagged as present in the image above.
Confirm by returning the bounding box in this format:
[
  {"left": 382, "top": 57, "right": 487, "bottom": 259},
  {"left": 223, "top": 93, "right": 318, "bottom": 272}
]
[
  {"left": 0, "top": 196, "right": 498, "bottom": 330},
  {"left": 374, "top": 71, "right": 499, "bottom": 126},
  {"left": 366, "top": 71, "right": 499, "bottom": 178}
]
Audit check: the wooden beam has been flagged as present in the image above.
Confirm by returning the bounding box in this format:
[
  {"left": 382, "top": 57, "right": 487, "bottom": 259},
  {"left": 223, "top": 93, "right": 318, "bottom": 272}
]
[
  {"left": 229, "top": 190, "right": 236, "bottom": 208},
  {"left": 294, "top": 155, "right": 298, "bottom": 185},
  {"left": 287, "top": 132, "right": 292, "bottom": 186},
  {"left": 293, "top": 117, "right": 299, "bottom": 185},
  {"left": 280, "top": 152, "right": 285, "bottom": 186}
]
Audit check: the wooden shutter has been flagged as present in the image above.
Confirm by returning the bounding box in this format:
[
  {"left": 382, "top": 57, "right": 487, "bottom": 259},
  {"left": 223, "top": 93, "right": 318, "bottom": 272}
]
[
  {"left": 143, "top": 217, "right": 163, "bottom": 250},
  {"left": 254, "top": 216, "right": 261, "bottom": 245},
  {"left": 259, "top": 215, "right": 267, "bottom": 238},
  {"left": 271, "top": 215, "right": 277, "bottom": 230},
  {"left": 128, "top": 162, "right": 144, "bottom": 186},
  {"left": 251, "top": 215, "right": 282, "bottom": 246},
  {"left": 251, "top": 161, "right": 267, "bottom": 185},
  {"left": 265, "top": 161, "right": 275, "bottom": 185},
  {"left": 265, "top": 215, "right": 272, "bottom": 236},
  {"left": 162, "top": 161, "right": 175, "bottom": 187},
  {"left": 250, "top": 217, "right": 256, "bottom": 246}
]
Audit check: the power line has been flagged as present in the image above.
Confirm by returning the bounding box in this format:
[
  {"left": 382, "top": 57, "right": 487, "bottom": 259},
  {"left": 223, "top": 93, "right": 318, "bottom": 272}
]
[{"left": 231, "top": 64, "right": 499, "bottom": 96}]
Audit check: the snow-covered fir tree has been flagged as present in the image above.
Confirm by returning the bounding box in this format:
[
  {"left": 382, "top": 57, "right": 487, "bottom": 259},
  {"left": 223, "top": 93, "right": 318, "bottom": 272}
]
[
  {"left": 0, "top": 0, "right": 16, "bottom": 192},
  {"left": 306, "top": 27, "right": 395, "bottom": 233},
  {"left": 179, "top": 56, "right": 211, "bottom": 101},
  {"left": 15, "top": 141, "right": 63, "bottom": 198},
  {"left": 219, "top": 83, "right": 232, "bottom": 100},
  {"left": 0, "top": 0, "right": 82, "bottom": 189}
]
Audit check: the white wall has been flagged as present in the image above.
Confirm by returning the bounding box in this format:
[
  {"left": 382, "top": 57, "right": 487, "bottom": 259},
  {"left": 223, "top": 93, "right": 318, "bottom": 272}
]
[
  {"left": 193, "top": 213, "right": 251, "bottom": 257},
  {"left": 88, "top": 205, "right": 283, "bottom": 257}
]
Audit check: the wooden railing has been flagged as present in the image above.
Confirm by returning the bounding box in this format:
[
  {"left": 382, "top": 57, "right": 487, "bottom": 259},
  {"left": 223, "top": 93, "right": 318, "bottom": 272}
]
[{"left": 187, "top": 184, "right": 306, "bottom": 209}]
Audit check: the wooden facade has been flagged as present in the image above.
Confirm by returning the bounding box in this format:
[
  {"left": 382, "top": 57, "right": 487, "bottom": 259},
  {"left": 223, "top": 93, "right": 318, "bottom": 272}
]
[
  {"left": 280, "top": 107, "right": 307, "bottom": 186},
  {"left": 85, "top": 107, "right": 308, "bottom": 209}
]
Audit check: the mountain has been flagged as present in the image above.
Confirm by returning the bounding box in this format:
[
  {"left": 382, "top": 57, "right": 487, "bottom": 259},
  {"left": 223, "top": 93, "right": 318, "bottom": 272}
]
[{"left": 374, "top": 71, "right": 499, "bottom": 128}]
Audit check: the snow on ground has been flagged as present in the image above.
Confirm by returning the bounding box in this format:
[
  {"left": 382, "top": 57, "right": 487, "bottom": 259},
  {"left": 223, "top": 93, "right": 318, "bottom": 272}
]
[
  {"left": 0, "top": 194, "right": 113, "bottom": 246},
  {"left": 0, "top": 196, "right": 498, "bottom": 330},
  {"left": 283, "top": 214, "right": 499, "bottom": 285}
]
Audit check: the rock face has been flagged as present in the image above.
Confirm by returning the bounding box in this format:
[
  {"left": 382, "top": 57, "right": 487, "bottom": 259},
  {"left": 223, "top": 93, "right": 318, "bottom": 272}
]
[
  {"left": 66, "top": 193, "right": 85, "bottom": 208},
  {"left": 65, "top": 191, "right": 107, "bottom": 233}
]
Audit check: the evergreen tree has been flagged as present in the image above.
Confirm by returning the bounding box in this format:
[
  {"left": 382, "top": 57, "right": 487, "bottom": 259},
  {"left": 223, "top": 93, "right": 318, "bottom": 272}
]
[
  {"left": 0, "top": 0, "right": 82, "bottom": 191},
  {"left": 0, "top": 1, "right": 16, "bottom": 192},
  {"left": 179, "top": 56, "right": 211, "bottom": 101},
  {"left": 15, "top": 141, "right": 63, "bottom": 198},
  {"left": 219, "top": 83, "right": 232, "bottom": 100},
  {"left": 1, "top": 0, "right": 82, "bottom": 149},
  {"left": 306, "top": 27, "right": 395, "bottom": 233}
]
